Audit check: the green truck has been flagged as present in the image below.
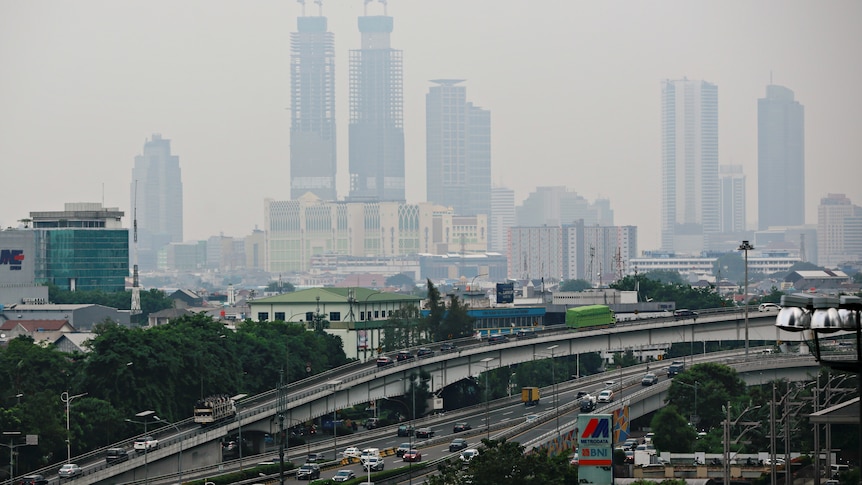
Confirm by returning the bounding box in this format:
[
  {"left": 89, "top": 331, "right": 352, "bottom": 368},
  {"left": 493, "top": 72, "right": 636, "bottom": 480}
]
[{"left": 565, "top": 305, "right": 616, "bottom": 330}]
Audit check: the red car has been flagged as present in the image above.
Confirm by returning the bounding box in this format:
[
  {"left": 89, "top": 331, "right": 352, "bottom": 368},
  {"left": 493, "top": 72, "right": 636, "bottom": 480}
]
[{"left": 403, "top": 449, "right": 422, "bottom": 462}]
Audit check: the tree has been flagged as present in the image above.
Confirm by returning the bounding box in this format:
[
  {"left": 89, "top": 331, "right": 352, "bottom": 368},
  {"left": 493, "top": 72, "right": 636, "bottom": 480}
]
[
  {"left": 712, "top": 252, "right": 746, "bottom": 285},
  {"left": 650, "top": 405, "right": 697, "bottom": 452},
  {"left": 425, "top": 279, "right": 446, "bottom": 339},
  {"left": 264, "top": 280, "right": 295, "bottom": 293},
  {"left": 559, "top": 279, "right": 592, "bottom": 292},
  {"left": 436, "top": 294, "right": 475, "bottom": 341},
  {"left": 427, "top": 438, "right": 578, "bottom": 485},
  {"left": 666, "top": 363, "right": 746, "bottom": 430}
]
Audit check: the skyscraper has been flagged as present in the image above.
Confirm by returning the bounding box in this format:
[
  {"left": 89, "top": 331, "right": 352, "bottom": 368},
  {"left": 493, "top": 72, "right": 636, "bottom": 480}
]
[
  {"left": 817, "top": 193, "right": 862, "bottom": 268},
  {"left": 348, "top": 14, "right": 405, "bottom": 202},
  {"left": 290, "top": 14, "right": 337, "bottom": 200},
  {"left": 131, "top": 134, "right": 183, "bottom": 271},
  {"left": 758, "top": 84, "right": 804, "bottom": 230},
  {"left": 661, "top": 79, "right": 719, "bottom": 254},
  {"left": 426, "top": 80, "right": 491, "bottom": 217},
  {"left": 719, "top": 165, "right": 746, "bottom": 233}
]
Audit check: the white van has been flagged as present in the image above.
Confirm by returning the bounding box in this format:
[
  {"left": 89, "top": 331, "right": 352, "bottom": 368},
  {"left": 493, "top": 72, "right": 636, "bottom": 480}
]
[
  {"left": 831, "top": 464, "right": 849, "bottom": 478},
  {"left": 360, "top": 448, "right": 380, "bottom": 464}
]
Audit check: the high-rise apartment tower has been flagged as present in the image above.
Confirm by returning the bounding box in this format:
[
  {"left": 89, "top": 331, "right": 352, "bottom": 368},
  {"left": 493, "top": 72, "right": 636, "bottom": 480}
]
[
  {"left": 661, "top": 79, "right": 719, "bottom": 253},
  {"left": 290, "top": 14, "right": 337, "bottom": 200},
  {"left": 426, "top": 80, "right": 491, "bottom": 218},
  {"left": 758, "top": 84, "right": 804, "bottom": 229},
  {"left": 348, "top": 14, "right": 405, "bottom": 202}
]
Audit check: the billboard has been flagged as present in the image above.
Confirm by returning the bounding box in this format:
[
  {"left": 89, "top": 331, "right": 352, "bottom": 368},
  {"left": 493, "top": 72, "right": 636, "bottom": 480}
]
[
  {"left": 577, "top": 413, "right": 613, "bottom": 485},
  {"left": 496, "top": 283, "right": 514, "bottom": 303}
]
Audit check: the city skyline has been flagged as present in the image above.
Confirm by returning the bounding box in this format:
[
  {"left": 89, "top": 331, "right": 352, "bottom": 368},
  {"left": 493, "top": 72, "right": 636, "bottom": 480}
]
[{"left": 1, "top": 1, "right": 861, "bottom": 252}]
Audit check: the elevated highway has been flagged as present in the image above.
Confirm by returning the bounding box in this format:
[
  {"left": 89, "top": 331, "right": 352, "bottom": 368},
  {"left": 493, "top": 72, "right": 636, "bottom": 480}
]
[{"left": 40, "top": 311, "right": 817, "bottom": 485}]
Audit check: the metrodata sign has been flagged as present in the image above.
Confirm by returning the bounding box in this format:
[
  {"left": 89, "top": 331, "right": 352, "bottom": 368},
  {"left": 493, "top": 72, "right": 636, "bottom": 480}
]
[{"left": 577, "top": 414, "right": 613, "bottom": 485}]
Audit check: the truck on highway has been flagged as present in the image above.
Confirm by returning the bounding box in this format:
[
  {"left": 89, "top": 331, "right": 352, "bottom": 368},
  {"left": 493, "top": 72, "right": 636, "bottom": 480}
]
[
  {"left": 579, "top": 394, "right": 597, "bottom": 412},
  {"left": 565, "top": 305, "right": 616, "bottom": 330},
  {"left": 194, "top": 395, "right": 237, "bottom": 425},
  {"left": 521, "top": 387, "right": 540, "bottom": 407}
]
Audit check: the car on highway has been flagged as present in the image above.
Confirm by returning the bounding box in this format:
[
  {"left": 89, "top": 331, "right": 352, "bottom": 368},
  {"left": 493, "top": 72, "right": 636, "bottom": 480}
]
[
  {"left": 402, "top": 449, "right": 422, "bottom": 462},
  {"left": 449, "top": 438, "right": 469, "bottom": 452},
  {"left": 376, "top": 356, "right": 394, "bottom": 367},
  {"left": 342, "top": 447, "right": 361, "bottom": 459},
  {"left": 105, "top": 448, "right": 129, "bottom": 465},
  {"left": 396, "top": 350, "right": 415, "bottom": 362},
  {"left": 460, "top": 448, "right": 480, "bottom": 462},
  {"left": 396, "top": 442, "right": 411, "bottom": 457},
  {"left": 763, "top": 457, "right": 785, "bottom": 466},
  {"left": 440, "top": 342, "right": 457, "bottom": 352},
  {"left": 641, "top": 373, "right": 658, "bottom": 386},
  {"left": 332, "top": 470, "right": 356, "bottom": 482},
  {"left": 397, "top": 424, "right": 414, "bottom": 437},
  {"left": 487, "top": 334, "right": 509, "bottom": 344},
  {"left": 133, "top": 436, "right": 159, "bottom": 451},
  {"left": 362, "top": 457, "right": 385, "bottom": 472},
  {"left": 306, "top": 452, "right": 327, "bottom": 463},
  {"left": 415, "top": 427, "right": 435, "bottom": 439},
  {"left": 623, "top": 438, "right": 639, "bottom": 450},
  {"left": 516, "top": 330, "right": 537, "bottom": 339},
  {"left": 674, "top": 309, "right": 698, "bottom": 320},
  {"left": 18, "top": 475, "right": 47, "bottom": 485},
  {"left": 525, "top": 414, "right": 539, "bottom": 424},
  {"left": 597, "top": 389, "right": 614, "bottom": 403},
  {"left": 58, "top": 464, "right": 82, "bottom": 479},
  {"left": 416, "top": 347, "right": 435, "bottom": 358},
  {"left": 453, "top": 422, "right": 471, "bottom": 433},
  {"left": 296, "top": 464, "right": 321, "bottom": 480},
  {"left": 759, "top": 303, "right": 780, "bottom": 312}
]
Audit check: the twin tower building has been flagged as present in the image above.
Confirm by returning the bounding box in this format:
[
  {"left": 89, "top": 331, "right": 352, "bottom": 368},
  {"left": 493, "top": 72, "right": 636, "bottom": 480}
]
[{"left": 289, "top": 11, "right": 490, "bottom": 218}]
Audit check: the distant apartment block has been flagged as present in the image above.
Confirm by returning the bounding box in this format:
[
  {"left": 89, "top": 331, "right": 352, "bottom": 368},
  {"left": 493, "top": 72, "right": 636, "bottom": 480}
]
[
  {"left": 290, "top": 15, "right": 337, "bottom": 200},
  {"left": 563, "top": 222, "right": 637, "bottom": 284},
  {"left": 661, "top": 79, "right": 719, "bottom": 253},
  {"left": 348, "top": 14, "right": 405, "bottom": 202},
  {"left": 490, "top": 187, "right": 515, "bottom": 253},
  {"left": 131, "top": 134, "right": 183, "bottom": 271},
  {"left": 264, "top": 195, "right": 486, "bottom": 273},
  {"left": 508, "top": 226, "right": 563, "bottom": 281},
  {"left": 758, "top": 84, "right": 805, "bottom": 230},
  {"left": 425, "top": 79, "right": 491, "bottom": 218},
  {"left": 517, "top": 186, "right": 613, "bottom": 227},
  {"left": 817, "top": 193, "right": 862, "bottom": 268}
]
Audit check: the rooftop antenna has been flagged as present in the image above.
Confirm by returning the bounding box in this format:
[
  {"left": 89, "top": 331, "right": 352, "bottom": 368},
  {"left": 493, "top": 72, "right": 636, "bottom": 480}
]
[
  {"left": 378, "top": 0, "right": 388, "bottom": 15},
  {"left": 314, "top": 0, "right": 322, "bottom": 16},
  {"left": 364, "top": 0, "right": 372, "bottom": 16},
  {"left": 297, "top": 0, "right": 306, "bottom": 16},
  {"left": 130, "top": 181, "right": 141, "bottom": 319}
]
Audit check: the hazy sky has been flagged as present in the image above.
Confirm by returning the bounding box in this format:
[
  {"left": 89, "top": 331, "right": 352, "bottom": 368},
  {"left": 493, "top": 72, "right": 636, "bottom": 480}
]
[{"left": 2, "top": 1, "right": 860, "bottom": 252}]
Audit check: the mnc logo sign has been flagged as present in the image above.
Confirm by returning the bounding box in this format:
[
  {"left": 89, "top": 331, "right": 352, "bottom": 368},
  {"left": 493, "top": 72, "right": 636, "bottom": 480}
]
[
  {"left": 581, "top": 418, "right": 610, "bottom": 439},
  {"left": 0, "top": 249, "right": 25, "bottom": 270}
]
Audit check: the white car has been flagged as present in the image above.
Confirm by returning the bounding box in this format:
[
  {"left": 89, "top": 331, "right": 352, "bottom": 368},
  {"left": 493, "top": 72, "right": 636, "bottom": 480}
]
[
  {"left": 342, "top": 447, "right": 361, "bottom": 459},
  {"left": 362, "top": 457, "right": 384, "bottom": 472},
  {"left": 460, "top": 448, "right": 480, "bottom": 462},
  {"left": 597, "top": 389, "right": 614, "bottom": 403},
  {"left": 58, "top": 464, "right": 82, "bottom": 478},
  {"left": 759, "top": 303, "right": 780, "bottom": 312},
  {"left": 133, "top": 436, "right": 159, "bottom": 451}
]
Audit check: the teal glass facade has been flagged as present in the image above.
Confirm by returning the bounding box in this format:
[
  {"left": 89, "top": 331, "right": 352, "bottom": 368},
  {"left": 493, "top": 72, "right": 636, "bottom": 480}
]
[{"left": 34, "top": 229, "right": 129, "bottom": 292}]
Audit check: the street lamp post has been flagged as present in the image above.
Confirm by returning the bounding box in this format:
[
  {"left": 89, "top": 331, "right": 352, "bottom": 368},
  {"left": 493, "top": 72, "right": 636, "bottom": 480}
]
[
  {"left": 480, "top": 357, "right": 495, "bottom": 440},
  {"left": 738, "top": 240, "right": 754, "bottom": 359},
  {"left": 722, "top": 401, "right": 761, "bottom": 485},
  {"left": 232, "top": 393, "right": 248, "bottom": 471},
  {"left": 60, "top": 391, "right": 87, "bottom": 464},
  {"left": 152, "top": 415, "right": 182, "bottom": 485},
  {"left": 674, "top": 380, "right": 700, "bottom": 429},
  {"left": 326, "top": 380, "right": 342, "bottom": 462},
  {"left": 2, "top": 431, "right": 21, "bottom": 485},
  {"left": 547, "top": 345, "right": 560, "bottom": 438},
  {"left": 126, "top": 410, "right": 155, "bottom": 485}
]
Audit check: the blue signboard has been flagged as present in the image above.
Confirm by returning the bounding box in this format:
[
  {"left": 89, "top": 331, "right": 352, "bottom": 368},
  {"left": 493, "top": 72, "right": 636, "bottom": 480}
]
[{"left": 496, "top": 283, "right": 514, "bottom": 303}]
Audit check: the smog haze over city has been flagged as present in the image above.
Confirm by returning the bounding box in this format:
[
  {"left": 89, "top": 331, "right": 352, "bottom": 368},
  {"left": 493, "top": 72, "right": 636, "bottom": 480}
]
[{"left": 1, "top": 1, "right": 860, "bottom": 252}]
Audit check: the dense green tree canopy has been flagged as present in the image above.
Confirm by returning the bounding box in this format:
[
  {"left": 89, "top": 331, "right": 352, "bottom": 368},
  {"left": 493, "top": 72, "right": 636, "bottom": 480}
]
[
  {"left": 559, "top": 279, "right": 592, "bottom": 292},
  {"left": 650, "top": 405, "right": 697, "bottom": 452}
]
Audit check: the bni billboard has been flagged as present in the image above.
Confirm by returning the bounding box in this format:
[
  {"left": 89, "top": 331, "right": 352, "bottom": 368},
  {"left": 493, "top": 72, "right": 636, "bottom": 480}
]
[{"left": 577, "top": 413, "right": 613, "bottom": 485}]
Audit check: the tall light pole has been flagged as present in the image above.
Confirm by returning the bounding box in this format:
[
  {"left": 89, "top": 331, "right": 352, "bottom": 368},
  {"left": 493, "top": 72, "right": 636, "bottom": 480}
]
[
  {"left": 232, "top": 393, "right": 248, "bottom": 471},
  {"left": 60, "top": 391, "right": 87, "bottom": 463},
  {"left": 737, "top": 240, "right": 754, "bottom": 359},
  {"left": 480, "top": 357, "right": 495, "bottom": 440},
  {"left": 547, "top": 345, "right": 560, "bottom": 438},
  {"left": 326, "top": 380, "right": 342, "bottom": 462},
  {"left": 152, "top": 415, "right": 182, "bottom": 485},
  {"left": 126, "top": 410, "right": 155, "bottom": 485},
  {"left": 2, "top": 431, "right": 21, "bottom": 485}
]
